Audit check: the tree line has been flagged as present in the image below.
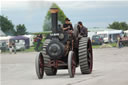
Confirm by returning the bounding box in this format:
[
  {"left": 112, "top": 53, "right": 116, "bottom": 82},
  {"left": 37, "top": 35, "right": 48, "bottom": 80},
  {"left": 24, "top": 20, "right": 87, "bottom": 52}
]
[
  {"left": 0, "top": 15, "right": 27, "bottom": 36},
  {"left": 108, "top": 21, "right": 128, "bottom": 31}
]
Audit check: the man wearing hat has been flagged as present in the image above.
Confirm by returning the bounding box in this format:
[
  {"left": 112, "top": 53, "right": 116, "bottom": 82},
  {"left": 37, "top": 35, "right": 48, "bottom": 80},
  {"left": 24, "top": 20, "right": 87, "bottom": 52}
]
[
  {"left": 63, "top": 18, "right": 73, "bottom": 33},
  {"left": 77, "top": 21, "right": 88, "bottom": 37}
]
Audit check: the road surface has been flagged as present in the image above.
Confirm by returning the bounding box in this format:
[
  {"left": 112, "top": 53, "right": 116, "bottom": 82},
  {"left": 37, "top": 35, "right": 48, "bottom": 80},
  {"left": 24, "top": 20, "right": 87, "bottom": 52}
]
[{"left": 0, "top": 47, "right": 128, "bottom": 85}]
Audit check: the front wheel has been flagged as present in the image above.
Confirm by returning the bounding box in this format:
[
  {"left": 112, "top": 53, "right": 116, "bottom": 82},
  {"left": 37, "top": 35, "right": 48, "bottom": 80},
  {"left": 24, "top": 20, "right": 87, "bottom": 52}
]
[
  {"left": 35, "top": 52, "right": 44, "bottom": 79},
  {"left": 68, "top": 51, "right": 76, "bottom": 78}
]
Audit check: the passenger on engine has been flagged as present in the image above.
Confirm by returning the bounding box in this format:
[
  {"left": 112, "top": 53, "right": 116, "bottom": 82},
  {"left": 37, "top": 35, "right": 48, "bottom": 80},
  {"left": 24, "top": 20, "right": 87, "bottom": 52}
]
[
  {"left": 78, "top": 21, "right": 88, "bottom": 37},
  {"left": 63, "top": 18, "right": 73, "bottom": 33}
]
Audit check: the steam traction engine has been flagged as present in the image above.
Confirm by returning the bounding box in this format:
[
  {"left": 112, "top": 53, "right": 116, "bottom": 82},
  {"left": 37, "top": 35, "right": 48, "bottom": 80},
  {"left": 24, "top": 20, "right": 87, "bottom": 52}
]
[{"left": 35, "top": 8, "right": 93, "bottom": 79}]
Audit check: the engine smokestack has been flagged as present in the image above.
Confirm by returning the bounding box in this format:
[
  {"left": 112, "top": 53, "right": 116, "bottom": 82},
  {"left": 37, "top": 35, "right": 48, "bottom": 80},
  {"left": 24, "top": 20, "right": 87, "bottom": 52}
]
[{"left": 50, "top": 8, "right": 59, "bottom": 33}]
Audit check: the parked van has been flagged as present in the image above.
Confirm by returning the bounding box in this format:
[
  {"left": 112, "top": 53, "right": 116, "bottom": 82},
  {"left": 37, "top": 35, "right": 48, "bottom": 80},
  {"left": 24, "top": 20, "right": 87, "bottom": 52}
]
[
  {"left": 97, "top": 30, "right": 123, "bottom": 43},
  {"left": 124, "top": 30, "right": 128, "bottom": 37},
  {"left": 24, "top": 35, "right": 34, "bottom": 46}
]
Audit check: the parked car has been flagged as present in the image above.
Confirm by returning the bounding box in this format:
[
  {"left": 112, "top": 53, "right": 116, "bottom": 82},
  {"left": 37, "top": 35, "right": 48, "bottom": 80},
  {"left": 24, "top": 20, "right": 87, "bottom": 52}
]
[
  {"left": 0, "top": 41, "right": 8, "bottom": 52},
  {"left": 92, "top": 35, "right": 104, "bottom": 45}
]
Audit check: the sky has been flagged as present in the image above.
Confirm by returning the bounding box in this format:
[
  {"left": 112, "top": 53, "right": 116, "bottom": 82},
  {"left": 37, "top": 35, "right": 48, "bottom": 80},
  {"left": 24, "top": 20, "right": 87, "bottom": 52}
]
[{"left": 1, "top": 0, "right": 128, "bottom": 32}]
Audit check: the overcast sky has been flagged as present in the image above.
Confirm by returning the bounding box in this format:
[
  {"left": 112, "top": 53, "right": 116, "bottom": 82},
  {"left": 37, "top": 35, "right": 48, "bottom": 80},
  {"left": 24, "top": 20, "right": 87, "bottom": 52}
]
[{"left": 1, "top": 0, "right": 128, "bottom": 32}]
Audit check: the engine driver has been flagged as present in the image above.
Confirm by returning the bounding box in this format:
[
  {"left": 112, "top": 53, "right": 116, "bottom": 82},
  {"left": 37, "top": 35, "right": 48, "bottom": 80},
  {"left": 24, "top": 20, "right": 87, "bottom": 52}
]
[
  {"left": 63, "top": 18, "right": 73, "bottom": 33},
  {"left": 63, "top": 18, "right": 74, "bottom": 53}
]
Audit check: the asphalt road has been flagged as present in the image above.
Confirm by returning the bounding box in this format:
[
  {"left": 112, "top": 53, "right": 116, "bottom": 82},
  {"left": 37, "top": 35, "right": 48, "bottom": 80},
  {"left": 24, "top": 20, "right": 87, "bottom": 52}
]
[{"left": 0, "top": 47, "right": 128, "bottom": 85}]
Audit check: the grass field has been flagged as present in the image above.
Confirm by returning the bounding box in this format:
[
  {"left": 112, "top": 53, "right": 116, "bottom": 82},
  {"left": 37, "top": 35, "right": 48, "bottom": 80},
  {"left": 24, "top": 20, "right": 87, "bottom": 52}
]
[
  {"left": 92, "top": 43, "right": 117, "bottom": 48},
  {"left": 0, "top": 43, "right": 118, "bottom": 53},
  {"left": 24, "top": 47, "right": 35, "bottom": 52},
  {"left": 25, "top": 43, "right": 117, "bottom": 52}
]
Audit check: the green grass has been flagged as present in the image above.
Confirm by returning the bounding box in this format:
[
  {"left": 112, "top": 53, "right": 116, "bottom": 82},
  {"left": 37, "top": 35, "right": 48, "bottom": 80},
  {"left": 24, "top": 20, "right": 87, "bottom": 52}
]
[
  {"left": 92, "top": 45, "right": 101, "bottom": 49},
  {"left": 28, "top": 43, "right": 116, "bottom": 51},
  {"left": 109, "top": 43, "right": 117, "bottom": 47},
  {"left": 1, "top": 47, "right": 35, "bottom": 53},
  {"left": 92, "top": 43, "right": 117, "bottom": 49},
  {"left": 24, "top": 47, "right": 35, "bottom": 52}
]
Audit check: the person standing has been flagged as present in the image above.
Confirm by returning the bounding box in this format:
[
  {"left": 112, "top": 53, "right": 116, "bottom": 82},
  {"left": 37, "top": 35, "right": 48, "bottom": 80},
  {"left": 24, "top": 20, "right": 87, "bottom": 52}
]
[
  {"left": 36, "top": 34, "right": 43, "bottom": 51},
  {"left": 62, "top": 18, "right": 74, "bottom": 55},
  {"left": 9, "top": 41, "right": 13, "bottom": 54},
  {"left": 117, "top": 35, "right": 122, "bottom": 48},
  {"left": 12, "top": 40, "right": 16, "bottom": 54},
  {"left": 77, "top": 21, "right": 88, "bottom": 37},
  {"left": 63, "top": 18, "right": 74, "bottom": 41}
]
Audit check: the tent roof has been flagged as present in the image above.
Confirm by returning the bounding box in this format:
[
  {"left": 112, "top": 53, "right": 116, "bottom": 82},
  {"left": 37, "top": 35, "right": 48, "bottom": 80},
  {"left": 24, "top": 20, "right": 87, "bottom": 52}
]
[
  {"left": 97, "top": 30, "right": 123, "bottom": 34},
  {"left": 0, "top": 36, "right": 13, "bottom": 41},
  {"left": 10, "top": 36, "right": 29, "bottom": 40}
]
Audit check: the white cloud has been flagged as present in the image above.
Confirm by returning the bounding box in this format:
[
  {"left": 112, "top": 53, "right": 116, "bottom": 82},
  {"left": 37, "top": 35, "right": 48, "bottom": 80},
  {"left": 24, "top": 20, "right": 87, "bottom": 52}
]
[
  {"left": 55, "top": 1, "right": 128, "bottom": 11},
  {"left": 1, "top": 0, "right": 52, "bottom": 11},
  {"left": 1, "top": 1, "right": 28, "bottom": 10},
  {"left": 1, "top": 0, "right": 128, "bottom": 10}
]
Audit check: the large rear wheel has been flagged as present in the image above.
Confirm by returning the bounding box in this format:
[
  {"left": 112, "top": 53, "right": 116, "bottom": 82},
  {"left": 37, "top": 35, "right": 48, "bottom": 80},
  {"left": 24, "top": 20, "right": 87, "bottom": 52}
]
[
  {"left": 79, "top": 37, "right": 93, "bottom": 74},
  {"left": 35, "top": 52, "right": 44, "bottom": 79}
]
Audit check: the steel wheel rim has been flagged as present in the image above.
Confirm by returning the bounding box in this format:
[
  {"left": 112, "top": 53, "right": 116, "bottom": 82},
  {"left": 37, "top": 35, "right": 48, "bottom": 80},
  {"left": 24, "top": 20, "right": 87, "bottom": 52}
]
[
  {"left": 71, "top": 52, "right": 76, "bottom": 76},
  {"left": 87, "top": 40, "right": 93, "bottom": 72},
  {"left": 39, "top": 55, "right": 43, "bottom": 75}
]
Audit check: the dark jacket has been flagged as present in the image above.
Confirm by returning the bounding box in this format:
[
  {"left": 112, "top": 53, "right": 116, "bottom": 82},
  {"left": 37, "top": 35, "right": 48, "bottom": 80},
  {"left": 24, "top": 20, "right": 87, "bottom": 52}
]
[
  {"left": 63, "top": 23, "right": 73, "bottom": 31},
  {"left": 79, "top": 26, "right": 88, "bottom": 37}
]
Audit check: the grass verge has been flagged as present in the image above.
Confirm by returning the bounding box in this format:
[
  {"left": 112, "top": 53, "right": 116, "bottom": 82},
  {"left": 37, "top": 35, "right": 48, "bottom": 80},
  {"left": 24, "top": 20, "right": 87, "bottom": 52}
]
[{"left": 92, "top": 43, "right": 117, "bottom": 49}]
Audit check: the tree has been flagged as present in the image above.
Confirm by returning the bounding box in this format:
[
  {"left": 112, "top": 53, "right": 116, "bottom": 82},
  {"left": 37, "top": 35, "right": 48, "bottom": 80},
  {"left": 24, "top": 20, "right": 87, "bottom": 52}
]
[
  {"left": 43, "top": 3, "right": 67, "bottom": 31},
  {"left": 108, "top": 21, "right": 128, "bottom": 31},
  {"left": 0, "top": 15, "right": 15, "bottom": 35},
  {"left": 16, "top": 24, "right": 27, "bottom": 35}
]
